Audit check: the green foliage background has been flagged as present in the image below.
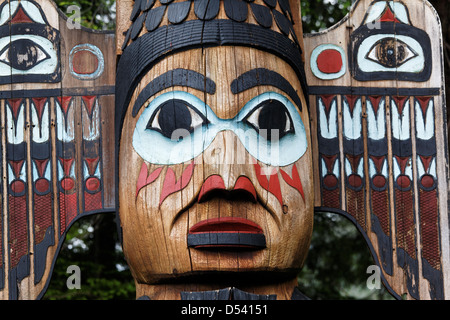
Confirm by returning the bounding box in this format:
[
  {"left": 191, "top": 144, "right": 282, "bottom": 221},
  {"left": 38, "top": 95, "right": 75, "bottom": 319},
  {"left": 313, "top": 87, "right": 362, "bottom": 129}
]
[{"left": 44, "top": 0, "right": 433, "bottom": 300}]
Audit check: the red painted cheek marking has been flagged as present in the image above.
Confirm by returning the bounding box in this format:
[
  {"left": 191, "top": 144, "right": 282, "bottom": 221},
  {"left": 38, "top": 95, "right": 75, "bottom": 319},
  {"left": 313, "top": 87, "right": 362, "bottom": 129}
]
[
  {"left": 253, "top": 163, "right": 283, "bottom": 206},
  {"left": 136, "top": 163, "right": 163, "bottom": 198},
  {"left": 280, "top": 164, "right": 305, "bottom": 202},
  {"left": 160, "top": 161, "right": 195, "bottom": 205}
]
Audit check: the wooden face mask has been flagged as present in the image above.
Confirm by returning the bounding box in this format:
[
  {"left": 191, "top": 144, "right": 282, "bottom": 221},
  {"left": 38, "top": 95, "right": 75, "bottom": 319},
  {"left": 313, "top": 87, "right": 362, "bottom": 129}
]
[{"left": 116, "top": 0, "right": 313, "bottom": 284}]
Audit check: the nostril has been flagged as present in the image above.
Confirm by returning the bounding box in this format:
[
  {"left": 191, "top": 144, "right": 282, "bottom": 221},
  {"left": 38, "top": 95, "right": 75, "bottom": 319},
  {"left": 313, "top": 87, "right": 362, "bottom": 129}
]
[
  {"left": 198, "top": 175, "right": 226, "bottom": 203},
  {"left": 233, "top": 176, "right": 257, "bottom": 202}
]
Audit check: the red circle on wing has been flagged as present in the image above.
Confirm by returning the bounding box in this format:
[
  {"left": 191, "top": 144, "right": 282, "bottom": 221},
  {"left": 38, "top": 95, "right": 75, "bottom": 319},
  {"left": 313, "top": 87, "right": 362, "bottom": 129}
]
[
  {"left": 35, "top": 178, "right": 50, "bottom": 193},
  {"left": 397, "top": 175, "right": 411, "bottom": 189},
  {"left": 61, "top": 177, "right": 75, "bottom": 191},
  {"left": 86, "top": 177, "right": 100, "bottom": 192},
  {"left": 317, "top": 49, "right": 343, "bottom": 74},
  {"left": 373, "top": 175, "right": 387, "bottom": 188},
  {"left": 11, "top": 180, "right": 25, "bottom": 194}
]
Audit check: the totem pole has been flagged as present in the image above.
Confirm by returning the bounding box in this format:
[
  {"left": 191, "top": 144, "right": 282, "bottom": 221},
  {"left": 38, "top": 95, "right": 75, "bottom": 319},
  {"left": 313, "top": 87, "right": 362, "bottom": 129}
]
[{"left": 0, "top": 0, "right": 448, "bottom": 300}]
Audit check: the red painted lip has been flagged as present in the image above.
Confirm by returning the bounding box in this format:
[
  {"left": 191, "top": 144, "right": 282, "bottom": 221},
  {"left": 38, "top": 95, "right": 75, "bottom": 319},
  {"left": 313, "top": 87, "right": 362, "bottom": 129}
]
[{"left": 189, "top": 217, "right": 263, "bottom": 234}]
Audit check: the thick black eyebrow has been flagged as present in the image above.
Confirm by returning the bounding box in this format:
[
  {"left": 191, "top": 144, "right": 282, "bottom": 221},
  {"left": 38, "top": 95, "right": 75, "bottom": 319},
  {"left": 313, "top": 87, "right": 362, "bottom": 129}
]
[
  {"left": 132, "top": 68, "right": 216, "bottom": 117},
  {"left": 230, "top": 68, "right": 302, "bottom": 111}
]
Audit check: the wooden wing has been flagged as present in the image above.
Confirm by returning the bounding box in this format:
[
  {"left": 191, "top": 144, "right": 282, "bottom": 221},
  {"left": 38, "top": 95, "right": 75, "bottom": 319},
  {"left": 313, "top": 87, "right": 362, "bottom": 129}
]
[
  {"left": 305, "top": 0, "right": 449, "bottom": 299},
  {"left": 0, "top": 0, "right": 115, "bottom": 299}
]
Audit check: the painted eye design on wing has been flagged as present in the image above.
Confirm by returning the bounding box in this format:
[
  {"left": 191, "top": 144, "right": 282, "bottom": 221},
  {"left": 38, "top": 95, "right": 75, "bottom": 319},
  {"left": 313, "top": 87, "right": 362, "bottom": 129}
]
[
  {"left": 242, "top": 99, "right": 294, "bottom": 141},
  {"left": 0, "top": 39, "right": 50, "bottom": 71},
  {"left": 365, "top": 37, "right": 418, "bottom": 68},
  {"left": 146, "top": 98, "right": 209, "bottom": 140}
]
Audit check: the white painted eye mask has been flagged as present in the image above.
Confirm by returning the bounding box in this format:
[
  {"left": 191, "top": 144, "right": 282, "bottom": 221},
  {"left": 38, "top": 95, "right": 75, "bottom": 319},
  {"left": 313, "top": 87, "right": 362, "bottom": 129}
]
[{"left": 132, "top": 91, "right": 307, "bottom": 167}]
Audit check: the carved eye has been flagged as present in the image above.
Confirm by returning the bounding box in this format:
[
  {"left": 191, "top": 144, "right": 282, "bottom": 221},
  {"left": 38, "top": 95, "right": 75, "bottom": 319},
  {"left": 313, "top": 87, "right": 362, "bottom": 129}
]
[
  {"left": 243, "top": 99, "right": 294, "bottom": 141},
  {"left": 0, "top": 39, "right": 50, "bottom": 71},
  {"left": 366, "top": 37, "right": 417, "bottom": 68},
  {"left": 146, "top": 99, "right": 209, "bottom": 140}
]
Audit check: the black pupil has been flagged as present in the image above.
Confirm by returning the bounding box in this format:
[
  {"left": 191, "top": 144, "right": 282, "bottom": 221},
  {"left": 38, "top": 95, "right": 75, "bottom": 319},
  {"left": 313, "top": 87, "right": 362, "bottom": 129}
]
[
  {"left": 8, "top": 39, "right": 44, "bottom": 71},
  {"left": 154, "top": 99, "right": 192, "bottom": 139},
  {"left": 257, "top": 100, "right": 289, "bottom": 140}
]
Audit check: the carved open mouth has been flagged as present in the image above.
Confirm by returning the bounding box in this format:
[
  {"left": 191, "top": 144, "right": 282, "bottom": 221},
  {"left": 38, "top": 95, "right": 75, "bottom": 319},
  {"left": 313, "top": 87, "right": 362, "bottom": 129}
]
[{"left": 187, "top": 217, "right": 266, "bottom": 250}]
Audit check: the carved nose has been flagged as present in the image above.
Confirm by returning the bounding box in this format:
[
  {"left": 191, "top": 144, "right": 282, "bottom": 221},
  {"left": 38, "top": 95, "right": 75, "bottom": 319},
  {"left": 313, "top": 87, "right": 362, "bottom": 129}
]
[{"left": 197, "top": 175, "right": 257, "bottom": 203}]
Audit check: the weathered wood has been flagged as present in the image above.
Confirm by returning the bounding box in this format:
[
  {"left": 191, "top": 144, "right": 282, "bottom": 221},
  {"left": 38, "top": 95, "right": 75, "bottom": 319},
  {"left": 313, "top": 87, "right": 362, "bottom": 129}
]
[{"left": 304, "top": 0, "right": 449, "bottom": 300}]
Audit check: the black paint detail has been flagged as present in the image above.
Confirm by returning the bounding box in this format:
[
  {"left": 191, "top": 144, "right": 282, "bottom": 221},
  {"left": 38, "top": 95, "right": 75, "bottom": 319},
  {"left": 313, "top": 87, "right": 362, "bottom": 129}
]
[
  {"left": 7, "top": 143, "right": 26, "bottom": 162},
  {"left": 371, "top": 213, "right": 393, "bottom": 276},
  {"left": 250, "top": 3, "right": 272, "bottom": 28},
  {"left": 231, "top": 68, "right": 302, "bottom": 111},
  {"left": 130, "top": 0, "right": 143, "bottom": 21},
  {"left": 349, "top": 22, "right": 432, "bottom": 82},
  {"left": 308, "top": 86, "right": 440, "bottom": 97},
  {"left": 137, "top": 295, "right": 151, "bottom": 300},
  {"left": 8, "top": 255, "right": 30, "bottom": 300},
  {"left": 145, "top": 5, "right": 166, "bottom": 31},
  {"left": 141, "top": 0, "right": 155, "bottom": 11},
  {"left": 233, "top": 288, "right": 276, "bottom": 300},
  {"left": 291, "top": 287, "right": 310, "bottom": 300},
  {"left": 160, "top": 0, "right": 174, "bottom": 4},
  {"left": 132, "top": 68, "right": 216, "bottom": 117},
  {"left": 416, "top": 138, "right": 436, "bottom": 157},
  {"left": 224, "top": 0, "right": 248, "bottom": 22},
  {"left": 263, "top": 0, "right": 277, "bottom": 8},
  {"left": 168, "top": 1, "right": 191, "bottom": 24},
  {"left": 116, "top": 19, "right": 306, "bottom": 137},
  {"left": 31, "top": 142, "right": 50, "bottom": 161},
  {"left": 272, "top": 9, "right": 291, "bottom": 36},
  {"left": 318, "top": 137, "right": 340, "bottom": 156},
  {"left": 368, "top": 138, "right": 388, "bottom": 157},
  {"left": 121, "top": 28, "right": 132, "bottom": 51},
  {"left": 187, "top": 232, "right": 266, "bottom": 248},
  {"left": 181, "top": 288, "right": 231, "bottom": 300},
  {"left": 422, "top": 258, "right": 444, "bottom": 300},
  {"left": 343, "top": 137, "right": 364, "bottom": 155},
  {"left": 391, "top": 139, "right": 412, "bottom": 157},
  {"left": 130, "top": 13, "right": 146, "bottom": 40},
  {"left": 397, "top": 248, "right": 420, "bottom": 300},
  {"left": 194, "top": 0, "right": 220, "bottom": 20},
  {"left": 34, "top": 226, "right": 55, "bottom": 285},
  {"left": 277, "top": 0, "right": 293, "bottom": 21}
]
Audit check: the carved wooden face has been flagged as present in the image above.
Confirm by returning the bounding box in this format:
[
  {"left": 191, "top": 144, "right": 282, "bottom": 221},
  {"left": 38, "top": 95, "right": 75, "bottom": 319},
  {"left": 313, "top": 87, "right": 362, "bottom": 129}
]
[{"left": 119, "top": 46, "right": 313, "bottom": 284}]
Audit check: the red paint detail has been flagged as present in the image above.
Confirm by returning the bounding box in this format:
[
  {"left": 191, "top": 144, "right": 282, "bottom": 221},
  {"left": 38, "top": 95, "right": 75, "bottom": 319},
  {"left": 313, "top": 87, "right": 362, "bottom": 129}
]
[
  {"left": 394, "top": 156, "right": 410, "bottom": 174},
  {"left": 233, "top": 176, "right": 257, "bottom": 202},
  {"left": 85, "top": 177, "right": 100, "bottom": 192},
  {"left": 419, "top": 155, "right": 433, "bottom": 172},
  {"left": 419, "top": 189, "right": 440, "bottom": 269},
  {"left": 395, "top": 189, "right": 416, "bottom": 258},
  {"left": 379, "top": 7, "right": 400, "bottom": 23},
  {"left": 10, "top": 160, "right": 24, "bottom": 178},
  {"left": 372, "top": 189, "right": 390, "bottom": 235},
  {"left": 253, "top": 163, "right": 283, "bottom": 206},
  {"left": 344, "top": 95, "right": 359, "bottom": 114},
  {"left": 421, "top": 175, "right": 435, "bottom": 189},
  {"left": 11, "top": 6, "right": 33, "bottom": 24},
  {"left": 392, "top": 96, "right": 408, "bottom": 114},
  {"left": 322, "top": 187, "right": 340, "bottom": 208},
  {"left": 397, "top": 175, "right": 411, "bottom": 189},
  {"left": 373, "top": 175, "right": 387, "bottom": 188},
  {"left": 280, "top": 164, "right": 305, "bottom": 201},
  {"left": 189, "top": 217, "right": 263, "bottom": 234},
  {"left": 11, "top": 180, "right": 25, "bottom": 194},
  {"left": 368, "top": 96, "right": 383, "bottom": 114},
  {"left": 59, "top": 192, "right": 78, "bottom": 236},
  {"left": 9, "top": 195, "right": 28, "bottom": 269},
  {"left": 59, "top": 158, "right": 74, "bottom": 177},
  {"left": 348, "top": 174, "right": 362, "bottom": 188},
  {"left": 347, "top": 188, "right": 366, "bottom": 229},
  {"left": 32, "top": 97, "right": 48, "bottom": 122},
  {"left": 346, "top": 154, "right": 362, "bottom": 172},
  {"left": 82, "top": 96, "right": 97, "bottom": 117},
  {"left": 197, "top": 175, "right": 226, "bottom": 203},
  {"left": 323, "top": 174, "right": 338, "bottom": 188},
  {"left": 322, "top": 154, "right": 337, "bottom": 172},
  {"left": 33, "top": 193, "right": 53, "bottom": 244},
  {"left": 316, "top": 49, "right": 342, "bottom": 74},
  {"left": 370, "top": 155, "right": 385, "bottom": 173},
  {"left": 159, "top": 161, "right": 195, "bottom": 205},
  {"left": 35, "top": 178, "right": 50, "bottom": 193},
  {"left": 136, "top": 163, "right": 163, "bottom": 197},
  {"left": 34, "top": 159, "right": 49, "bottom": 178},
  {"left": 84, "top": 157, "right": 100, "bottom": 176},
  {"left": 7, "top": 99, "right": 23, "bottom": 120},
  {"left": 72, "top": 51, "right": 99, "bottom": 75},
  {"left": 84, "top": 191, "right": 102, "bottom": 212},
  {"left": 416, "top": 96, "right": 432, "bottom": 116},
  {"left": 319, "top": 95, "right": 336, "bottom": 114},
  {"left": 61, "top": 177, "right": 75, "bottom": 191},
  {"left": 57, "top": 96, "right": 73, "bottom": 114}
]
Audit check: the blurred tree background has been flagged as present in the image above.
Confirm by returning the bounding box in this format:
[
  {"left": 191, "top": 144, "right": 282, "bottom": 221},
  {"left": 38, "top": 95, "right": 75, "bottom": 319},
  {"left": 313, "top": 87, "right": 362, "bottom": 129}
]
[{"left": 44, "top": 0, "right": 449, "bottom": 300}]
